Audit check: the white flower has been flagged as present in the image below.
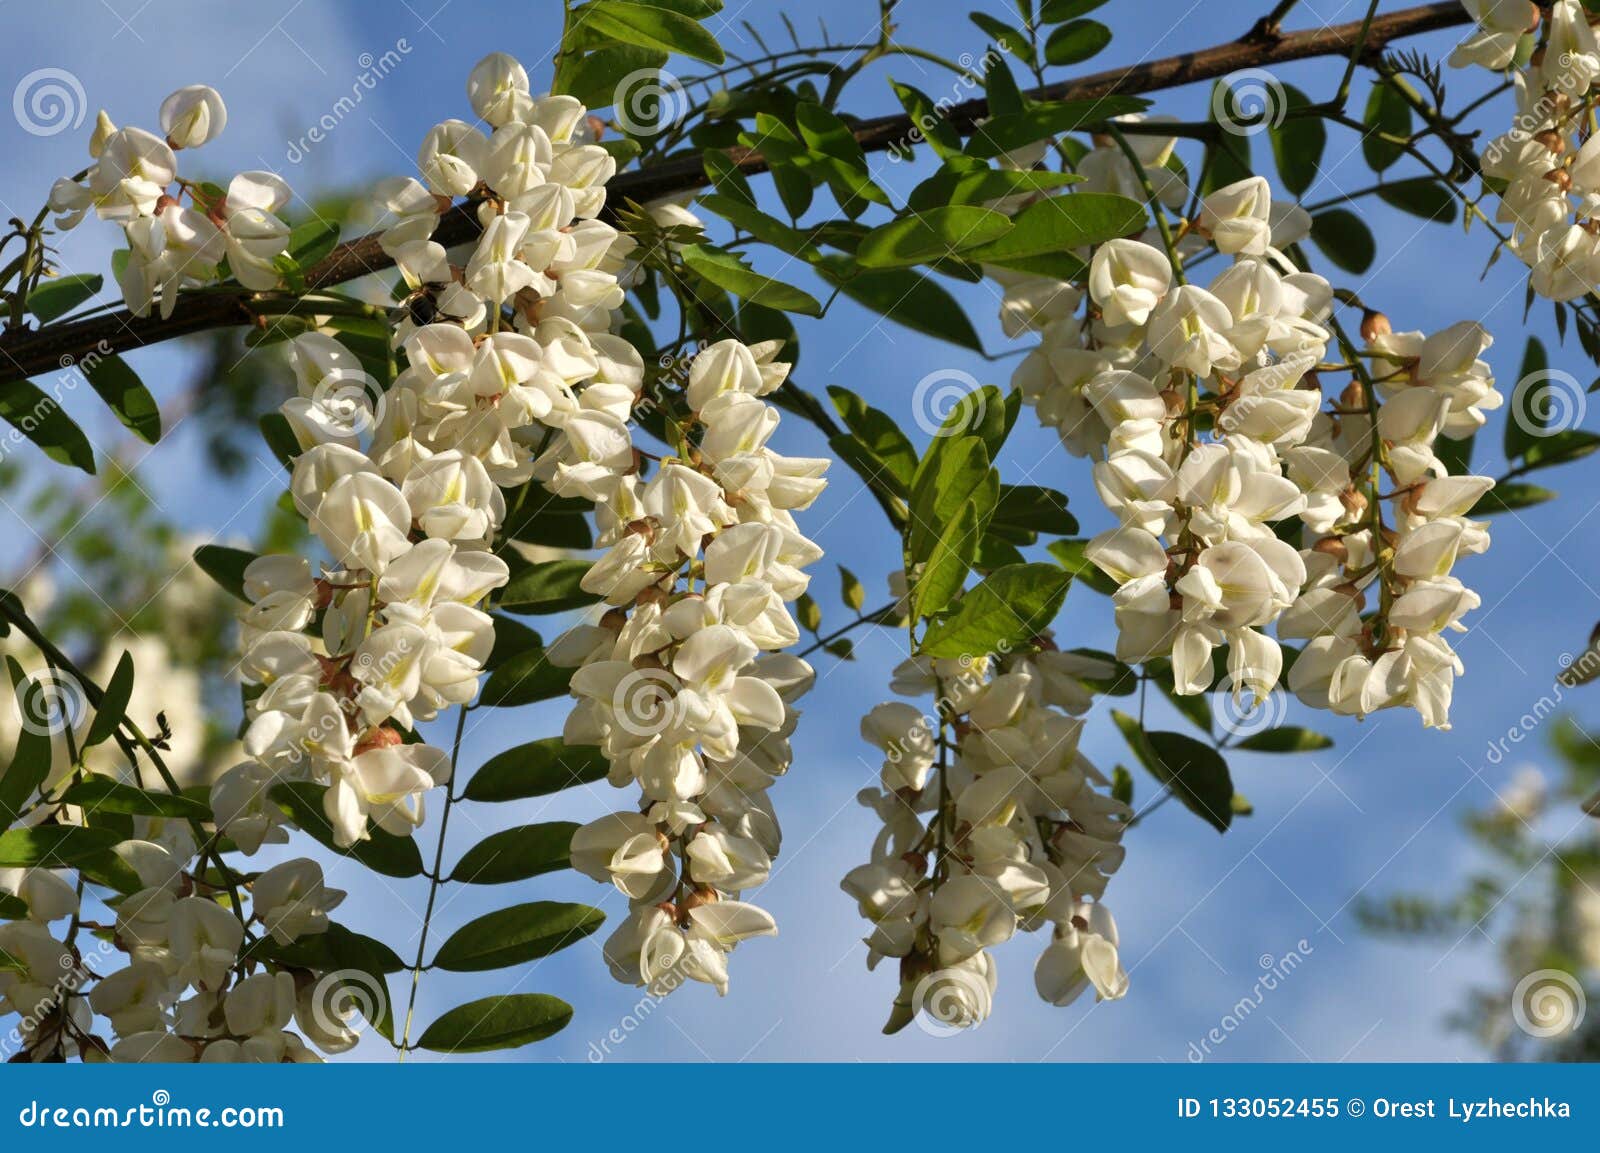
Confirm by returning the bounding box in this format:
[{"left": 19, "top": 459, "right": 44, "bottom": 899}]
[
  {"left": 168, "top": 896, "right": 245, "bottom": 991},
  {"left": 467, "top": 52, "right": 534, "bottom": 127},
  {"left": 1199, "top": 176, "right": 1273, "bottom": 256},
  {"left": 418, "top": 119, "right": 488, "bottom": 196},
  {"left": 252, "top": 858, "right": 345, "bottom": 945},
  {"left": 1034, "top": 902, "right": 1128, "bottom": 1004},
  {"left": 1088, "top": 238, "right": 1171, "bottom": 326},
  {"left": 160, "top": 85, "right": 226, "bottom": 149},
  {"left": 570, "top": 812, "right": 673, "bottom": 900}
]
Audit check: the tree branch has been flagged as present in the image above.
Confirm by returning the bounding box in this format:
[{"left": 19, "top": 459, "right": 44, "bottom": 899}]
[{"left": 0, "top": 0, "right": 1468, "bottom": 387}]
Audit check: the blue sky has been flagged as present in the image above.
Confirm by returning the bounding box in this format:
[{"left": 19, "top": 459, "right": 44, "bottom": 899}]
[{"left": 2, "top": 0, "right": 1596, "bottom": 1062}]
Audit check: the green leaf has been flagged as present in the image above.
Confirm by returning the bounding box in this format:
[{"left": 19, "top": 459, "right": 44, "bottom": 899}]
[
  {"left": 499, "top": 558, "right": 600, "bottom": 615},
  {"left": 914, "top": 499, "right": 981, "bottom": 621},
  {"left": 969, "top": 13, "right": 1031, "bottom": 63},
  {"left": 1043, "top": 19, "right": 1111, "bottom": 65},
  {"left": 1269, "top": 84, "right": 1325, "bottom": 198},
  {"left": 0, "top": 678, "right": 55, "bottom": 827},
  {"left": 1040, "top": 0, "right": 1109, "bottom": 19},
  {"left": 576, "top": 0, "right": 724, "bottom": 64},
  {"left": 259, "top": 412, "right": 300, "bottom": 467},
  {"left": 962, "top": 192, "right": 1145, "bottom": 270},
  {"left": 827, "top": 385, "right": 918, "bottom": 493},
  {"left": 1520, "top": 429, "right": 1600, "bottom": 472},
  {"left": 0, "top": 825, "right": 119, "bottom": 867},
  {"left": 890, "top": 80, "right": 962, "bottom": 158},
  {"left": 984, "top": 51, "right": 1024, "bottom": 117},
  {"left": 919, "top": 563, "right": 1071, "bottom": 659},
  {"left": 192, "top": 544, "right": 258, "bottom": 602},
  {"left": 829, "top": 268, "right": 986, "bottom": 354},
  {"left": 966, "top": 97, "right": 1147, "bottom": 159},
  {"left": 83, "top": 650, "right": 134, "bottom": 750},
  {"left": 27, "top": 274, "right": 103, "bottom": 323},
  {"left": 1309, "top": 209, "right": 1375, "bottom": 274},
  {"left": 1234, "top": 727, "right": 1334, "bottom": 753},
  {"left": 464, "top": 739, "right": 610, "bottom": 802},
  {"left": 432, "top": 901, "right": 605, "bottom": 972},
  {"left": 1375, "top": 177, "right": 1457, "bottom": 224},
  {"left": 81, "top": 355, "right": 161, "bottom": 444},
  {"left": 1047, "top": 538, "right": 1120, "bottom": 595},
  {"left": 1362, "top": 80, "right": 1413, "bottom": 172},
  {"left": 270, "top": 782, "right": 425, "bottom": 878},
  {"left": 1472, "top": 482, "right": 1556, "bottom": 515},
  {"left": 681, "top": 244, "right": 822, "bottom": 316},
  {"left": 479, "top": 647, "right": 573, "bottom": 708},
  {"left": 839, "top": 565, "right": 865, "bottom": 612},
  {"left": 1112, "top": 711, "right": 1234, "bottom": 833},
  {"left": 250, "top": 921, "right": 405, "bottom": 974},
  {"left": 287, "top": 219, "right": 340, "bottom": 268},
  {"left": 450, "top": 822, "right": 577, "bottom": 885},
  {"left": 992, "top": 484, "right": 1077, "bottom": 536},
  {"left": 417, "top": 993, "right": 573, "bottom": 1053},
  {"left": 703, "top": 149, "right": 756, "bottom": 205},
  {"left": 485, "top": 615, "right": 542, "bottom": 673},
  {"left": 59, "top": 775, "right": 210, "bottom": 820},
  {"left": 856, "top": 207, "right": 1013, "bottom": 269},
  {"left": 908, "top": 436, "right": 995, "bottom": 565},
  {"left": 0, "top": 379, "right": 96, "bottom": 473},
  {"left": 559, "top": 45, "right": 668, "bottom": 111},
  {"left": 908, "top": 167, "right": 1083, "bottom": 212},
  {"left": 1111, "top": 764, "right": 1134, "bottom": 805}
]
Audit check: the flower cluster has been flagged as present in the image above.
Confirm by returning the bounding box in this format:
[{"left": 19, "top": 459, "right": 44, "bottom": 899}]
[
  {"left": 845, "top": 642, "right": 1129, "bottom": 1030},
  {"left": 1001, "top": 172, "right": 1496, "bottom": 730},
  {"left": 1455, "top": 0, "right": 1600, "bottom": 300},
  {"left": 8, "top": 50, "right": 738, "bottom": 1060},
  {"left": 0, "top": 856, "right": 348, "bottom": 1062},
  {"left": 558, "top": 338, "right": 828, "bottom": 998},
  {"left": 48, "top": 85, "right": 294, "bottom": 318}
]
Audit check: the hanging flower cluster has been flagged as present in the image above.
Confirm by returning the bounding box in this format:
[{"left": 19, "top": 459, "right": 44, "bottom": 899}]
[
  {"left": 0, "top": 854, "right": 350, "bottom": 1062},
  {"left": 7, "top": 49, "right": 780, "bottom": 1061},
  {"left": 845, "top": 641, "right": 1129, "bottom": 1031},
  {"left": 557, "top": 337, "right": 828, "bottom": 998},
  {"left": 1455, "top": 0, "right": 1600, "bottom": 300},
  {"left": 48, "top": 84, "right": 295, "bottom": 318},
  {"left": 1002, "top": 171, "right": 1497, "bottom": 728}
]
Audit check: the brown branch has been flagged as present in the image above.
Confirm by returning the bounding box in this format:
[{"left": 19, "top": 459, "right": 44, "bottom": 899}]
[{"left": 0, "top": 0, "right": 1468, "bottom": 386}]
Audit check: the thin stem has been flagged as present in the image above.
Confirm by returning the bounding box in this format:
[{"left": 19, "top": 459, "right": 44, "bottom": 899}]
[{"left": 399, "top": 702, "right": 469, "bottom": 1060}]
